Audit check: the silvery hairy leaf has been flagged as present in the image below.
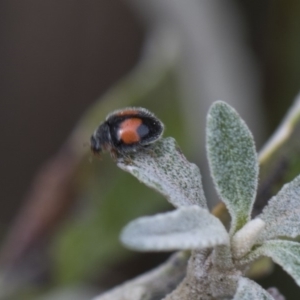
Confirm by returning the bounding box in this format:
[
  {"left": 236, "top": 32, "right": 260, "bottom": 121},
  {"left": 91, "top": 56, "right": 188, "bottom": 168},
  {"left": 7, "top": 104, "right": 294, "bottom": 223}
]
[
  {"left": 232, "top": 218, "right": 265, "bottom": 259},
  {"left": 121, "top": 206, "right": 229, "bottom": 251},
  {"left": 257, "top": 174, "right": 300, "bottom": 243},
  {"left": 117, "top": 137, "right": 207, "bottom": 209},
  {"left": 206, "top": 101, "right": 258, "bottom": 233},
  {"left": 233, "top": 277, "right": 275, "bottom": 300},
  {"left": 245, "top": 240, "right": 300, "bottom": 287}
]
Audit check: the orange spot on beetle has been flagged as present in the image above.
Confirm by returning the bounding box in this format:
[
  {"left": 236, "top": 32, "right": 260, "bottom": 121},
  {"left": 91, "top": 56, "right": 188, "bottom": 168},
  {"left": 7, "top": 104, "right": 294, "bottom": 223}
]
[
  {"left": 116, "top": 109, "right": 139, "bottom": 116},
  {"left": 119, "top": 118, "right": 142, "bottom": 144}
]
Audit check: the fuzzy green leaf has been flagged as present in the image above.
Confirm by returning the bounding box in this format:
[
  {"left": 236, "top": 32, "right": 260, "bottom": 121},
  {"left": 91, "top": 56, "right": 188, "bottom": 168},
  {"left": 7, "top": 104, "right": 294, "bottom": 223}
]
[
  {"left": 121, "top": 206, "right": 229, "bottom": 251},
  {"left": 117, "top": 137, "right": 207, "bottom": 208},
  {"left": 257, "top": 175, "right": 300, "bottom": 243},
  {"left": 206, "top": 101, "right": 258, "bottom": 233},
  {"left": 248, "top": 240, "right": 300, "bottom": 287},
  {"left": 233, "top": 277, "right": 275, "bottom": 300}
]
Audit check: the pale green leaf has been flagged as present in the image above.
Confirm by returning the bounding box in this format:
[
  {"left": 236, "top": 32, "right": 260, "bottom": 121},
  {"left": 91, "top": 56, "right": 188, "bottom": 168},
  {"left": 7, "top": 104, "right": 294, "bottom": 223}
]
[
  {"left": 206, "top": 101, "right": 258, "bottom": 233},
  {"left": 257, "top": 175, "right": 300, "bottom": 243},
  {"left": 117, "top": 137, "right": 207, "bottom": 208},
  {"left": 232, "top": 218, "right": 265, "bottom": 259},
  {"left": 233, "top": 277, "right": 275, "bottom": 300},
  {"left": 248, "top": 240, "right": 300, "bottom": 287},
  {"left": 121, "top": 206, "right": 229, "bottom": 251}
]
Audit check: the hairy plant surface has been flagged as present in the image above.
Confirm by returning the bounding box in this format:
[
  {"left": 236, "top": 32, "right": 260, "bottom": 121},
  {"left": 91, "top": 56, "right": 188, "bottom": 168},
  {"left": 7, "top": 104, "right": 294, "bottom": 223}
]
[{"left": 93, "top": 101, "right": 300, "bottom": 300}]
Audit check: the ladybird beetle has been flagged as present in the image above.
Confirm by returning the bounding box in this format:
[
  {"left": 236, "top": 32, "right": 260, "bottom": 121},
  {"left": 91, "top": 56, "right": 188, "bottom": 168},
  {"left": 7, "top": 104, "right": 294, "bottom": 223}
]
[{"left": 91, "top": 107, "right": 164, "bottom": 157}]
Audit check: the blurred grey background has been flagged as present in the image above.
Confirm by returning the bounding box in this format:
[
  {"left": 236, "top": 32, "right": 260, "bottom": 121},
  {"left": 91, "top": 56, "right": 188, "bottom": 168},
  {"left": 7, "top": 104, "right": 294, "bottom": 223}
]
[{"left": 0, "top": 1, "right": 143, "bottom": 223}]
